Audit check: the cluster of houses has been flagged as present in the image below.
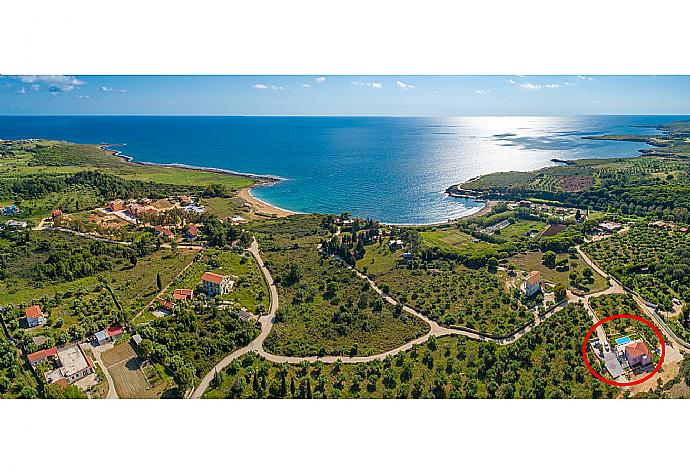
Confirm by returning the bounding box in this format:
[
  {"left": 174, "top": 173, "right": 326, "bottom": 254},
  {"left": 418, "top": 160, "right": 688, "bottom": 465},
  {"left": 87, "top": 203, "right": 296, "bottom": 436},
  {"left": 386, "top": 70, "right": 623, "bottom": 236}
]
[
  {"left": 28, "top": 345, "right": 95, "bottom": 386},
  {"left": 153, "top": 272, "right": 234, "bottom": 317},
  {"left": 153, "top": 222, "right": 200, "bottom": 241}
]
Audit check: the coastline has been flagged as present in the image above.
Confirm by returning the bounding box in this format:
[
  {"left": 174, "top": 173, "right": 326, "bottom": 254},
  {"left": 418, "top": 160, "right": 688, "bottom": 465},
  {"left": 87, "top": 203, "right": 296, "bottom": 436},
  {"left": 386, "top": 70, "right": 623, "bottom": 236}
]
[
  {"left": 99, "top": 143, "right": 299, "bottom": 216},
  {"left": 100, "top": 142, "right": 492, "bottom": 225},
  {"left": 99, "top": 143, "right": 285, "bottom": 183},
  {"left": 240, "top": 186, "right": 298, "bottom": 218}
]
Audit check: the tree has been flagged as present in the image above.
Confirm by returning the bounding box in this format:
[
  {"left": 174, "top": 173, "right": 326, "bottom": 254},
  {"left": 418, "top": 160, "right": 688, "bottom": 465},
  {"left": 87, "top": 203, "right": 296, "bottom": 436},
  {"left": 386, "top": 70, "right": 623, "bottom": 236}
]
[
  {"left": 290, "top": 376, "right": 296, "bottom": 397},
  {"left": 554, "top": 284, "right": 567, "bottom": 302},
  {"left": 156, "top": 272, "right": 162, "bottom": 292},
  {"left": 542, "top": 251, "right": 557, "bottom": 268}
]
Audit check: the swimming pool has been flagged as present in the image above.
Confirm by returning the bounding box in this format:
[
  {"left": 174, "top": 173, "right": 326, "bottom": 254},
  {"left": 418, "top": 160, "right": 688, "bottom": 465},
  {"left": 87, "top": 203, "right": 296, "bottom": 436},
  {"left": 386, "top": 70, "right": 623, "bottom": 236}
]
[{"left": 615, "top": 336, "right": 631, "bottom": 345}]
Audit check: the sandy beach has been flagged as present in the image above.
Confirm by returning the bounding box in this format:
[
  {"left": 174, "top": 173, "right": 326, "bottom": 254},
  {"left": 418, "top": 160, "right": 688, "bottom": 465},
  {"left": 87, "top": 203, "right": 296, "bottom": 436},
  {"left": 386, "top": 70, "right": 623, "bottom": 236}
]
[{"left": 239, "top": 186, "right": 296, "bottom": 217}]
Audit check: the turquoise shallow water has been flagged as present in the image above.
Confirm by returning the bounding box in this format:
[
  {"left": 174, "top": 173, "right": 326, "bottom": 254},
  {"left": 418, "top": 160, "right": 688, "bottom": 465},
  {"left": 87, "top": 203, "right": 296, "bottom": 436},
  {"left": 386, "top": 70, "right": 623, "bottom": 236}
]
[{"left": 0, "top": 115, "right": 683, "bottom": 224}]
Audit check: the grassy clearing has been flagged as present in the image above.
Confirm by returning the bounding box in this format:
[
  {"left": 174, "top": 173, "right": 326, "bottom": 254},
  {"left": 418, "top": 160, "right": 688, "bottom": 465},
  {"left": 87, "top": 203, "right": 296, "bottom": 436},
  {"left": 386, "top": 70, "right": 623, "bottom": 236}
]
[
  {"left": 166, "top": 247, "right": 269, "bottom": 314},
  {"left": 509, "top": 251, "right": 609, "bottom": 294}
]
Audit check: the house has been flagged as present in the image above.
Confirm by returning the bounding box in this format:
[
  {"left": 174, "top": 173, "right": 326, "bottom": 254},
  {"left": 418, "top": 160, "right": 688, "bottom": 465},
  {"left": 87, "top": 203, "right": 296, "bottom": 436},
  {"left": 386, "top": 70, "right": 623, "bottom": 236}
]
[
  {"left": 625, "top": 340, "right": 652, "bottom": 367},
  {"left": 27, "top": 347, "right": 58, "bottom": 368},
  {"left": 228, "top": 215, "right": 247, "bottom": 225},
  {"left": 45, "top": 345, "right": 95, "bottom": 385},
  {"left": 131, "top": 334, "right": 143, "bottom": 347},
  {"left": 23, "top": 305, "right": 46, "bottom": 328},
  {"left": 522, "top": 271, "right": 542, "bottom": 296},
  {"left": 2, "top": 204, "right": 19, "bottom": 215},
  {"left": 599, "top": 221, "right": 622, "bottom": 232},
  {"left": 179, "top": 195, "right": 193, "bottom": 206},
  {"left": 127, "top": 203, "right": 143, "bottom": 217},
  {"left": 401, "top": 252, "right": 413, "bottom": 259},
  {"left": 201, "top": 271, "right": 234, "bottom": 295},
  {"left": 4, "top": 219, "right": 28, "bottom": 229},
  {"left": 94, "top": 324, "right": 125, "bottom": 345},
  {"left": 154, "top": 225, "right": 174, "bottom": 239},
  {"left": 158, "top": 298, "right": 176, "bottom": 313},
  {"left": 173, "top": 288, "right": 194, "bottom": 300},
  {"left": 106, "top": 324, "right": 124, "bottom": 341},
  {"left": 185, "top": 223, "right": 198, "bottom": 240},
  {"left": 389, "top": 239, "right": 404, "bottom": 249},
  {"left": 108, "top": 199, "right": 125, "bottom": 212},
  {"left": 51, "top": 209, "right": 62, "bottom": 219}
]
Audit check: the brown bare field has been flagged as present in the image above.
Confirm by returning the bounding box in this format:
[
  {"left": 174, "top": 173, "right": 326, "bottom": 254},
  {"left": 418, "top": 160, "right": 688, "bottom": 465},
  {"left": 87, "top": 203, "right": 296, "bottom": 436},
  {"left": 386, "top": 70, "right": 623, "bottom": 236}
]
[
  {"left": 102, "top": 342, "right": 167, "bottom": 399},
  {"left": 559, "top": 175, "right": 593, "bottom": 191}
]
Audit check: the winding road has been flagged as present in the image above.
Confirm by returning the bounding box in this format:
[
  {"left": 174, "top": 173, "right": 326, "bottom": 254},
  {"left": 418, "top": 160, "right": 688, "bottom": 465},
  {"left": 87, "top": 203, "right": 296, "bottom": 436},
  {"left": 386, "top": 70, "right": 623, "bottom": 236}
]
[{"left": 193, "top": 240, "right": 574, "bottom": 398}]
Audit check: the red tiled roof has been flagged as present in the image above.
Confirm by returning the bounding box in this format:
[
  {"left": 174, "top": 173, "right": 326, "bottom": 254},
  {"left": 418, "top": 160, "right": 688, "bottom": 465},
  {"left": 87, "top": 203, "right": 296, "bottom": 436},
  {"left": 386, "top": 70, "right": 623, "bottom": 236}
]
[
  {"left": 186, "top": 224, "right": 198, "bottom": 236},
  {"left": 51, "top": 209, "right": 62, "bottom": 217},
  {"left": 625, "top": 340, "right": 650, "bottom": 358},
  {"left": 27, "top": 347, "right": 57, "bottom": 363},
  {"left": 154, "top": 225, "right": 164, "bottom": 232},
  {"left": 25, "top": 305, "right": 43, "bottom": 319},
  {"left": 106, "top": 324, "right": 124, "bottom": 338},
  {"left": 526, "top": 271, "right": 542, "bottom": 285},
  {"left": 173, "top": 288, "right": 194, "bottom": 300},
  {"left": 163, "top": 228, "right": 173, "bottom": 237},
  {"left": 202, "top": 272, "right": 225, "bottom": 284}
]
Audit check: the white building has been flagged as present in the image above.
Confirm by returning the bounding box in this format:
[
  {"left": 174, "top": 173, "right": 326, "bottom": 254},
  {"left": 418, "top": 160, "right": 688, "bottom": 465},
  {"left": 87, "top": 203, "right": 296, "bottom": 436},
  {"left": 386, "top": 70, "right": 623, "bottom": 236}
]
[{"left": 522, "top": 271, "right": 542, "bottom": 296}]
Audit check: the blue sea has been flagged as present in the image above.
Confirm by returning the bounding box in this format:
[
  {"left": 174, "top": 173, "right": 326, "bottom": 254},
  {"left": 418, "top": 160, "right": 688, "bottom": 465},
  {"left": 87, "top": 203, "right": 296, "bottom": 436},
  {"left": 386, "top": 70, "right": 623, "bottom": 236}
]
[{"left": 0, "top": 115, "right": 685, "bottom": 224}]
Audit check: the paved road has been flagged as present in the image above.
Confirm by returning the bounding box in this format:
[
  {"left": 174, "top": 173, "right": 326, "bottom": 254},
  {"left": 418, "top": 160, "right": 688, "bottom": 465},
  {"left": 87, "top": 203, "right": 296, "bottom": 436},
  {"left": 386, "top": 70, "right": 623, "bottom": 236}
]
[
  {"left": 81, "top": 342, "right": 119, "bottom": 399},
  {"left": 576, "top": 244, "right": 690, "bottom": 352}
]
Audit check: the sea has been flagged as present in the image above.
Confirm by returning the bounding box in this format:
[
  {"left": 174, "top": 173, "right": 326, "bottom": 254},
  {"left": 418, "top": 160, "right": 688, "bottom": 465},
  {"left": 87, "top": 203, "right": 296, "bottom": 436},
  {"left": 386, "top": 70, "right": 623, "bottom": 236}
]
[{"left": 0, "top": 115, "right": 686, "bottom": 224}]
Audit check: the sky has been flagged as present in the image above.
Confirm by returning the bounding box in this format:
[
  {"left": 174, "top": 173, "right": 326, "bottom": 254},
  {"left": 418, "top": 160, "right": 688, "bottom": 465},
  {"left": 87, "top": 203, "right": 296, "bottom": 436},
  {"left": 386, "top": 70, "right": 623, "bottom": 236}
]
[{"left": 1, "top": 75, "right": 690, "bottom": 116}]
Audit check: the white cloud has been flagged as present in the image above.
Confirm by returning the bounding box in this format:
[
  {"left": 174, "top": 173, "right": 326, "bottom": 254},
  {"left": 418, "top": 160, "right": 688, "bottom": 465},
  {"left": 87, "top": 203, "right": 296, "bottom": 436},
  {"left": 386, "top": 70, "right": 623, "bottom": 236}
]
[
  {"left": 253, "top": 83, "right": 284, "bottom": 90},
  {"left": 30, "top": 84, "right": 40, "bottom": 91},
  {"left": 396, "top": 80, "right": 415, "bottom": 89},
  {"left": 564, "top": 81, "right": 577, "bottom": 86},
  {"left": 16, "top": 87, "right": 26, "bottom": 95},
  {"left": 301, "top": 83, "right": 311, "bottom": 88},
  {"left": 315, "top": 76, "right": 326, "bottom": 83},
  {"left": 578, "top": 75, "right": 594, "bottom": 81},
  {"left": 77, "top": 95, "right": 90, "bottom": 100},
  {"left": 351, "top": 80, "right": 382, "bottom": 89},
  {"left": 508, "top": 79, "right": 561, "bottom": 90},
  {"left": 475, "top": 89, "right": 490, "bottom": 95},
  {"left": 16, "top": 75, "right": 84, "bottom": 92},
  {"left": 101, "top": 86, "right": 115, "bottom": 92}
]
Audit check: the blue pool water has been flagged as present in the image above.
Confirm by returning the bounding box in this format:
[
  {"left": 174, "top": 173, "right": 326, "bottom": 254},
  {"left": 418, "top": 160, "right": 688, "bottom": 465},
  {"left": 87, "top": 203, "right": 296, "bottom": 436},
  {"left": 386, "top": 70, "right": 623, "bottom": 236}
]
[
  {"left": 616, "top": 336, "right": 632, "bottom": 345},
  {"left": 0, "top": 115, "right": 684, "bottom": 224}
]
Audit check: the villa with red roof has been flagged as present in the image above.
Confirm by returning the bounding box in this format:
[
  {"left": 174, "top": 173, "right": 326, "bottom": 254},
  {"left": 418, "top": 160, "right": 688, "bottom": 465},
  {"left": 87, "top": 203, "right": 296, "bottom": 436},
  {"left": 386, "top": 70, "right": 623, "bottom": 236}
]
[
  {"left": 185, "top": 223, "right": 198, "bottom": 240},
  {"left": 173, "top": 288, "right": 194, "bottom": 300},
  {"left": 23, "top": 305, "right": 46, "bottom": 328},
  {"left": 154, "top": 225, "right": 174, "bottom": 239},
  {"left": 201, "top": 271, "right": 234, "bottom": 295},
  {"left": 27, "top": 347, "right": 58, "bottom": 367},
  {"left": 625, "top": 340, "right": 652, "bottom": 367},
  {"left": 522, "top": 271, "right": 542, "bottom": 297}
]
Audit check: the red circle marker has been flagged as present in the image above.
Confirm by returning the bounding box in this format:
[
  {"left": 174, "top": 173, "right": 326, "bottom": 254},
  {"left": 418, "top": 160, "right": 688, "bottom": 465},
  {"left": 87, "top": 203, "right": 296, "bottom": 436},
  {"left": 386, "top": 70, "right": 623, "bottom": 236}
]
[{"left": 581, "top": 313, "right": 665, "bottom": 387}]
